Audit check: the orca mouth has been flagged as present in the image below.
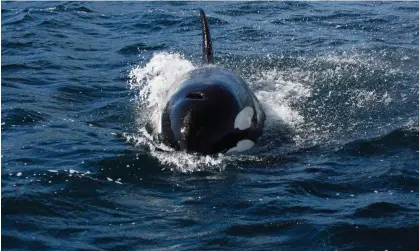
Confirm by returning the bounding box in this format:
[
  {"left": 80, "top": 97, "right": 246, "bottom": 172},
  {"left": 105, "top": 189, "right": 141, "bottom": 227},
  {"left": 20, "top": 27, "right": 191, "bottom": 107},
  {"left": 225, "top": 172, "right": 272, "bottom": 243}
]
[{"left": 186, "top": 91, "right": 205, "bottom": 100}]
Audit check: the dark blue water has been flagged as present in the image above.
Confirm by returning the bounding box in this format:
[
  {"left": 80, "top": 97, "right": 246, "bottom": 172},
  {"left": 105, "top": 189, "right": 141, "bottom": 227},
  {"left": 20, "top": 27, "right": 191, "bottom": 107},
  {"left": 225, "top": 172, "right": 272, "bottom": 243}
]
[{"left": 2, "top": 1, "right": 419, "bottom": 250}]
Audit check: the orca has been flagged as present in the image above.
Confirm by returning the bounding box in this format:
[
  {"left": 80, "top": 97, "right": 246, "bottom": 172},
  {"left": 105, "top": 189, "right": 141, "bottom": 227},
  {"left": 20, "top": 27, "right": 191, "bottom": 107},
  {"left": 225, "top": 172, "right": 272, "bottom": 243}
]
[{"left": 156, "top": 9, "right": 265, "bottom": 154}]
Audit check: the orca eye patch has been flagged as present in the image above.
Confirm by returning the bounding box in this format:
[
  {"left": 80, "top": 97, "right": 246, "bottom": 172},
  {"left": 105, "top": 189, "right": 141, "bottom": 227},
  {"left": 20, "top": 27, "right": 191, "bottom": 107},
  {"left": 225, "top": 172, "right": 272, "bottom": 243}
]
[
  {"left": 234, "top": 106, "right": 254, "bottom": 130},
  {"left": 186, "top": 91, "right": 205, "bottom": 100}
]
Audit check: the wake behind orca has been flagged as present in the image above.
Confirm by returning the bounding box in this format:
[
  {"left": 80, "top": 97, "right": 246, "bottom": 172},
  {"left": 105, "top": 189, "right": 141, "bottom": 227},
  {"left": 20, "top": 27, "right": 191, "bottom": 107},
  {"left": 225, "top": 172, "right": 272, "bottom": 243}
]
[{"left": 156, "top": 9, "right": 265, "bottom": 154}]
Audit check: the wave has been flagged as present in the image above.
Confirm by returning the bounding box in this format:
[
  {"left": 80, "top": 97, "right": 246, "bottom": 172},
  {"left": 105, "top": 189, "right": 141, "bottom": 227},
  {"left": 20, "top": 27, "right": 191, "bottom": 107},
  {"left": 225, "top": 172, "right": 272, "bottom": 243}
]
[
  {"left": 323, "top": 224, "right": 419, "bottom": 250},
  {"left": 1, "top": 63, "right": 37, "bottom": 71},
  {"left": 2, "top": 12, "right": 33, "bottom": 26},
  {"left": 118, "top": 43, "right": 167, "bottom": 55},
  {"left": 339, "top": 121, "right": 419, "bottom": 155},
  {"left": 225, "top": 219, "right": 301, "bottom": 236},
  {"left": 2, "top": 108, "right": 48, "bottom": 128},
  {"left": 353, "top": 202, "right": 411, "bottom": 218}
]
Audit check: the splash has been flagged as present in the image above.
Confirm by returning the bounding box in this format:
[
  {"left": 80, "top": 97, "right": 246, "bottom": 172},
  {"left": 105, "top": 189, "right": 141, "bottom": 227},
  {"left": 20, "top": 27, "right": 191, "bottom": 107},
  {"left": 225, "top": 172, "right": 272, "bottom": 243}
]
[
  {"left": 129, "top": 52, "right": 194, "bottom": 132},
  {"left": 129, "top": 52, "right": 195, "bottom": 109},
  {"left": 127, "top": 52, "right": 314, "bottom": 170},
  {"left": 127, "top": 50, "right": 410, "bottom": 170},
  {"left": 123, "top": 130, "right": 227, "bottom": 173},
  {"left": 251, "top": 69, "right": 312, "bottom": 128}
]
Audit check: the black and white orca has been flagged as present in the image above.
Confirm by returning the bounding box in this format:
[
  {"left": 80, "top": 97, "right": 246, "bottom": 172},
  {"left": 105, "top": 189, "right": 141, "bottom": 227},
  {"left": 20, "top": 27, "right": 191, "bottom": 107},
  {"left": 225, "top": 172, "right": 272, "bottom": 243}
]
[{"left": 156, "top": 9, "right": 265, "bottom": 154}]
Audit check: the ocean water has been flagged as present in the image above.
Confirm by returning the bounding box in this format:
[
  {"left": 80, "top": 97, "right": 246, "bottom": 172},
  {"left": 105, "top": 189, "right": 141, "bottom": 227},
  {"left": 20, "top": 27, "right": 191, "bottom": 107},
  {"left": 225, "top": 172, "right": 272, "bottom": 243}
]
[{"left": 2, "top": 1, "right": 419, "bottom": 250}]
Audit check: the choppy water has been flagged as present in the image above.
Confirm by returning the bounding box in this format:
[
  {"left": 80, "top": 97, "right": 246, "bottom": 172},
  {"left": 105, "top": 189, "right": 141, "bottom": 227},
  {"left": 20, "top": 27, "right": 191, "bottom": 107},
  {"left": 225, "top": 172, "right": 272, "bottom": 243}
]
[{"left": 2, "top": 1, "right": 419, "bottom": 250}]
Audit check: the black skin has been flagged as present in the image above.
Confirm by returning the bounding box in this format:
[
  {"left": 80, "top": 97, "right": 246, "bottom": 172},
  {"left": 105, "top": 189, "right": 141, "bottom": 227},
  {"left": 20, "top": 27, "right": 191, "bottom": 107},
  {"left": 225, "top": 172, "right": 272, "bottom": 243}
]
[{"left": 158, "top": 68, "right": 264, "bottom": 154}]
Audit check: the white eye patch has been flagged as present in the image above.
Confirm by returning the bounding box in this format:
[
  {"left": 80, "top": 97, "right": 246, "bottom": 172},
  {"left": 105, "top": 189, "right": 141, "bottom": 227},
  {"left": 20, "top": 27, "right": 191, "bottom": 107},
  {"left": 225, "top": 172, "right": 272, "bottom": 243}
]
[
  {"left": 226, "top": 139, "right": 254, "bottom": 153},
  {"left": 157, "top": 112, "right": 163, "bottom": 133},
  {"left": 234, "top": 106, "right": 254, "bottom": 130}
]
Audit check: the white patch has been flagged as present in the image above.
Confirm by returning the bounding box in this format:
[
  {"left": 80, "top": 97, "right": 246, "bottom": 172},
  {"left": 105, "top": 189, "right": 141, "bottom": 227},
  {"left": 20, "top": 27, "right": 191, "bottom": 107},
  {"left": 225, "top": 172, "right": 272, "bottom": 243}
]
[
  {"left": 226, "top": 140, "right": 255, "bottom": 153},
  {"left": 157, "top": 112, "right": 163, "bottom": 134},
  {"left": 234, "top": 106, "right": 254, "bottom": 130}
]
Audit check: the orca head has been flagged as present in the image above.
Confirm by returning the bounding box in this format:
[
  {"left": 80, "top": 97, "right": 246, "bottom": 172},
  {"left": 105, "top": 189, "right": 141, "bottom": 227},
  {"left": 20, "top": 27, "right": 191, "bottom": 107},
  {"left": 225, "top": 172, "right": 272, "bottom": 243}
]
[{"left": 161, "top": 84, "right": 242, "bottom": 154}]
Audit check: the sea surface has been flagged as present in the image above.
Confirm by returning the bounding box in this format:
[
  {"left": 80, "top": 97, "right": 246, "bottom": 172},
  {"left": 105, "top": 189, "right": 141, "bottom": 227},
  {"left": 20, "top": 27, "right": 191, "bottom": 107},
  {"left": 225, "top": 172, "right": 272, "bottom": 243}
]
[{"left": 2, "top": 1, "right": 419, "bottom": 250}]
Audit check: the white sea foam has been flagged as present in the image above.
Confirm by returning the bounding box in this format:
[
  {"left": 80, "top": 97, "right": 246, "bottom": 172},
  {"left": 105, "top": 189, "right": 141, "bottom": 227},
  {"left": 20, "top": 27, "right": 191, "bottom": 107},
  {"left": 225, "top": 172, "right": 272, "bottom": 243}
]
[
  {"left": 353, "top": 90, "right": 393, "bottom": 108},
  {"left": 129, "top": 52, "right": 195, "bottom": 132},
  {"left": 123, "top": 130, "right": 227, "bottom": 173},
  {"left": 250, "top": 69, "right": 312, "bottom": 128},
  {"left": 151, "top": 151, "right": 227, "bottom": 173}
]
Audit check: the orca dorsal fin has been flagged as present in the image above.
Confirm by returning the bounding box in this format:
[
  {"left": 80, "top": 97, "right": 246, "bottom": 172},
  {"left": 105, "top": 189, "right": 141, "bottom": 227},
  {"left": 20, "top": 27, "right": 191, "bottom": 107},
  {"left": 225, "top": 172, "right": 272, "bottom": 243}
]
[{"left": 199, "top": 9, "right": 213, "bottom": 64}]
